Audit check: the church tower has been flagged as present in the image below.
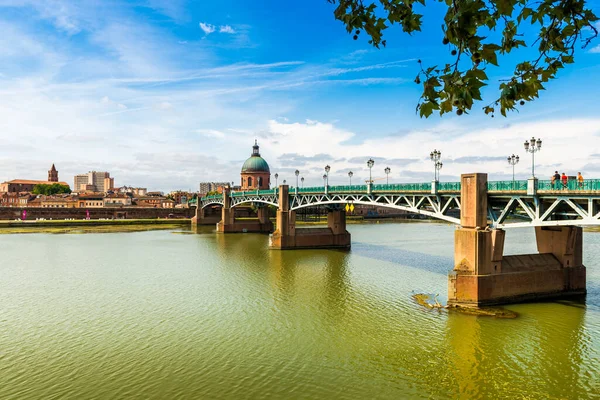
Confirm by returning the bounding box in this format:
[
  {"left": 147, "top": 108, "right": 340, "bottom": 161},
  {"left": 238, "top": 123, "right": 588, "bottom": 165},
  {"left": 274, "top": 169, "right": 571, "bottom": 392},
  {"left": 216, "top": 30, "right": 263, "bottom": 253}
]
[{"left": 48, "top": 164, "right": 58, "bottom": 182}]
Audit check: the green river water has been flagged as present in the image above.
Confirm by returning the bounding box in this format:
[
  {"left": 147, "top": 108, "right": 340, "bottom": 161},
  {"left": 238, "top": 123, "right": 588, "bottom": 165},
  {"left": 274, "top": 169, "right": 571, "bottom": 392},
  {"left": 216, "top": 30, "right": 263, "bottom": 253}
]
[{"left": 0, "top": 222, "right": 599, "bottom": 399}]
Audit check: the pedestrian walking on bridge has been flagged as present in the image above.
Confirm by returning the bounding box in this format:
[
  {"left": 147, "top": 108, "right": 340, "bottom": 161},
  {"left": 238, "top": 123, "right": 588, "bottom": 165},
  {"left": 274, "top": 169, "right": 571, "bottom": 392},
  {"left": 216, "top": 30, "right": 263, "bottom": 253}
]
[
  {"left": 561, "top": 172, "right": 568, "bottom": 190},
  {"left": 552, "top": 171, "right": 560, "bottom": 189},
  {"left": 578, "top": 172, "right": 584, "bottom": 190}
]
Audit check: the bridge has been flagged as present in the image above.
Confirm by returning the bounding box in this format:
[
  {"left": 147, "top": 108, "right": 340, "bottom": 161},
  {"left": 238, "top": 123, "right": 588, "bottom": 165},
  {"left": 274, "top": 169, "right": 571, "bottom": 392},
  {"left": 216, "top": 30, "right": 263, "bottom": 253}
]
[
  {"left": 197, "top": 178, "right": 600, "bottom": 229},
  {"left": 192, "top": 174, "right": 594, "bottom": 308}
]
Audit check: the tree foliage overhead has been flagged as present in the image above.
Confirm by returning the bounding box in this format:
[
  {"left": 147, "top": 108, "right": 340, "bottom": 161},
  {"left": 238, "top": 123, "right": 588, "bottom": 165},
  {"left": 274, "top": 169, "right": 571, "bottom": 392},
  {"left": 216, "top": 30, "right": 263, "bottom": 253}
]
[
  {"left": 32, "top": 183, "right": 72, "bottom": 196},
  {"left": 327, "top": 0, "right": 598, "bottom": 117}
]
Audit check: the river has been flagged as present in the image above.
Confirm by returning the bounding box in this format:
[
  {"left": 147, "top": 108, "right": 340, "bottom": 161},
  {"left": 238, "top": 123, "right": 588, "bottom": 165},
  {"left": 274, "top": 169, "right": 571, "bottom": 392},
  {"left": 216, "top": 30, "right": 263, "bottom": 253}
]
[{"left": 0, "top": 222, "right": 598, "bottom": 399}]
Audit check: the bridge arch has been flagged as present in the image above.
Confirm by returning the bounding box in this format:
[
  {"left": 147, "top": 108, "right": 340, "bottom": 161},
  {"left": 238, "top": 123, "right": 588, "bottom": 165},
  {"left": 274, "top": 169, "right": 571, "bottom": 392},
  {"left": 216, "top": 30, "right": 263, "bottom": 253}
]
[
  {"left": 290, "top": 198, "right": 460, "bottom": 225},
  {"left": 201, "top": 201, "right": 224, "bottom": 209},
  {"left": 231, "top": 199, "right": 279, "bottom": 208}
]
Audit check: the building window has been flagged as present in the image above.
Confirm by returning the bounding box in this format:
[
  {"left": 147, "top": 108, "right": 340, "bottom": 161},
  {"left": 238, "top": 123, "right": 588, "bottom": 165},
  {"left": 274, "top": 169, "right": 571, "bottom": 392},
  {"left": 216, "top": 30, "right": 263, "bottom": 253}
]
[
  {"left": 248, "top": 177, "right": 253, "bottom": 187},
  {"left": 258, "top": 177, "right": 263, "bottom": 187}
]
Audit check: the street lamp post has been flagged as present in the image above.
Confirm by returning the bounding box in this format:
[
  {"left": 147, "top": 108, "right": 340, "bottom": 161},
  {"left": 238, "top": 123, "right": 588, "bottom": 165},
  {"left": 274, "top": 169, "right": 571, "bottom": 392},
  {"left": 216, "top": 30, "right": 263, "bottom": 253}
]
[
  {"left": 384, "top": 167, "right": 391, "bottom": 184},
  {"left": 295, "top": 170, "right": 300, "bottom": 188},
  {"left": 524, "top": 137, "right": 541, "bottom": 195},
  {"left": 435, "top": 161, "right": 443, "bottom": 179},
  {"left": 524, "top": 137, "right": 542, "bottom": 177},
  {"left": 507, "top": 154, "right": 520, "bottom": 189},
  {"left": 301, "top": 177, "right": 304, "bottom": 188},
  {"left": 430, "top": 150, "right": 441, "bottom": 181},
  {"left": 324, "top": 165, "right": 331, "bottom": 186},
  {"left": 323, "top": 174, "right": 327, "bottom": 186},
  {"left": 348, "top": 171, "right": 353, "bottom": 185},
  {"left": 367, "top": 158, "right": 374, "bottom": 195},
  {"left": 274, "top": 173, "right": 279, "bottom": 187}
]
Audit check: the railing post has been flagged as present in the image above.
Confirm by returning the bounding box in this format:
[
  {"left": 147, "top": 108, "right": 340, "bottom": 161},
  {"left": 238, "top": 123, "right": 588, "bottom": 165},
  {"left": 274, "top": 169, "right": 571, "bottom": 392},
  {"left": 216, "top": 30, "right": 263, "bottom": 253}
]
[
  {"left": 431, "top": 180, "right": 439, "bottom": 195},
  {"left": 527, "top": 177, "right": 538, "bottom": 196}
]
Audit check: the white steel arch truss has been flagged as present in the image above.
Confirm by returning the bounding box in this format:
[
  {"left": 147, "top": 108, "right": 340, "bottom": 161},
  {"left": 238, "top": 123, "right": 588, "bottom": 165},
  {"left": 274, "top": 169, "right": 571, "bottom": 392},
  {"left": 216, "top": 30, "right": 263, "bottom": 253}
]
[
  {"left": 489, "top": 195, "right": 600, "bottom": 228},
  {"left": 290, "top": 193, "right": 461, "bottom": 224}
]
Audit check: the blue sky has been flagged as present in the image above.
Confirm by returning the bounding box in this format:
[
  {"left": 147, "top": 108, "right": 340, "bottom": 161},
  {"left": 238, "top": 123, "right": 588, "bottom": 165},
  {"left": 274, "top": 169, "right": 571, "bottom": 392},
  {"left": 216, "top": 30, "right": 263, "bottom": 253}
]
[{"left": 1, "top": 0, "right": 599, "bottom": 191}]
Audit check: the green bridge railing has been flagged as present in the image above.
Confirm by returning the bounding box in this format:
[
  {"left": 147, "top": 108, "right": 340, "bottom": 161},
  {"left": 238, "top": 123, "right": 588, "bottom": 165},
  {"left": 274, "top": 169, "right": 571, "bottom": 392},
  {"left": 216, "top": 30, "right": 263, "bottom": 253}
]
[{"left": 198, "top": 179, "right": 600, "bottom": 201}]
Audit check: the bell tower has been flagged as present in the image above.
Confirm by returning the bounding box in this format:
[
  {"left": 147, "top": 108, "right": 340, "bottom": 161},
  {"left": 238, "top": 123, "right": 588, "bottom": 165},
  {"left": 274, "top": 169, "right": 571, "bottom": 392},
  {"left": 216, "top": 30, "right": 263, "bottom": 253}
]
[{"left": 48, "top": 164, "right": 58, "bottom": 182}]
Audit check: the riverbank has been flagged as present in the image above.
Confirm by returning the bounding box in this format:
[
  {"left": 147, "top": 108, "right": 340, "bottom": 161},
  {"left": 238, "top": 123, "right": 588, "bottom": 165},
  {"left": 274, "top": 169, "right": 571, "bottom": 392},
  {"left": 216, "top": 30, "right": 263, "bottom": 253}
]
[{"left": 0, "top": 219, "right": 191, "bottom": 234}]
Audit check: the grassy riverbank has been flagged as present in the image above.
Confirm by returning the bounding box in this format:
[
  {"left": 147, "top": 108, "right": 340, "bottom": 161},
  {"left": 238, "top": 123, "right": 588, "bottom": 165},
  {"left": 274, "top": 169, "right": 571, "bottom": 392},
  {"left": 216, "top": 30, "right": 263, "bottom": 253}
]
[{"left": 0, "top": 219, "right": 191, "bottom": 234}]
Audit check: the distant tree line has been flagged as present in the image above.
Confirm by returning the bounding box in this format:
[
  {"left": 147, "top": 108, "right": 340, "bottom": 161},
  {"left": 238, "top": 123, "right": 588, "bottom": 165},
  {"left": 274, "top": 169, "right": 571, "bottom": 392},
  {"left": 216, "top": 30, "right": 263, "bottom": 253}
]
[{"left": 32, "top": 183, "right": 72, "bottom": 195}]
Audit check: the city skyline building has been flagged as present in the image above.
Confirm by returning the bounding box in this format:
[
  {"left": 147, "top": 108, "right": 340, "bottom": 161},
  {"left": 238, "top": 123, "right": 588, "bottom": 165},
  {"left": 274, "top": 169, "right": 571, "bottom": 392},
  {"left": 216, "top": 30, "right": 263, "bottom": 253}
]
[
  {"left": 199, "top": 182, "right": 230, "bottom": 196},
  {"left": 74, "top": 171, "right": 114, "bottom": 193},
  {"left": 0, "top": 164, "right": 69, "bottom": 193}
]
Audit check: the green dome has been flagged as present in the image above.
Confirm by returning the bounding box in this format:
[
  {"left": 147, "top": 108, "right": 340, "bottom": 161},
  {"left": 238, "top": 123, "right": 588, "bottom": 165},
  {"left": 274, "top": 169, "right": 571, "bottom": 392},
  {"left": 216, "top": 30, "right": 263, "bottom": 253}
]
[
  {"left": 241, "top": 156, "right": 270, "bottom": 173},
  {"left": 241, "top": 141, "right": 270, "bottom": 173}
]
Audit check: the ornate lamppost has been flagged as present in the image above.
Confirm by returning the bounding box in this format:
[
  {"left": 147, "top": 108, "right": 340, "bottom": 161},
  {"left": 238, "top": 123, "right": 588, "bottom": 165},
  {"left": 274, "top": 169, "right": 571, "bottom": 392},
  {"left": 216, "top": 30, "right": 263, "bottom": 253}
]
[
  {"left": 507, "top": 154, "right": 520, "bottom": 188},
  {"left": 367, "top": 159, "right": 374, "bottom": 183},
  {"left": 384, "top": 167, "right": 391, "bottom": 184},
  {"left": 295, "top": 170, "right": 300, "bottom": 188},
  {"left": 367, "top": 158, "right": 374, "bottom": 195},
  {"left": 430, "top": 149, "right": 442, "bottom": 182},
  {"left": 435, "top": 161, "right": 443, "bottom": 181},
  {"left": 274, "top": 173, "right": 279, "bottom": 187},
  {"left": 322, "top": 174, "right": 327, "bottom": 186},
  {"left": 524, "top": 137, "right": 542, "bottom": 177},
  {"left": 324, "top": 165, "right": 331, "bottom": 186},
  {"left": 348, "top": 171, "right": 353, "bottom": 185},
  {"left": 301, "top": 177, "right": 304, "bottom": 188}
]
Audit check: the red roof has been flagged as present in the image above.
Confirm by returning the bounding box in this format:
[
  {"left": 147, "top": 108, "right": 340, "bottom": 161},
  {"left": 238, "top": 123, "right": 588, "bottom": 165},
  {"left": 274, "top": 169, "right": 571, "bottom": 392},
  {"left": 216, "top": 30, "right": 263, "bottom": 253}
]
[{"left": 4, "top": 179, "right": 70, "bottom": 186}]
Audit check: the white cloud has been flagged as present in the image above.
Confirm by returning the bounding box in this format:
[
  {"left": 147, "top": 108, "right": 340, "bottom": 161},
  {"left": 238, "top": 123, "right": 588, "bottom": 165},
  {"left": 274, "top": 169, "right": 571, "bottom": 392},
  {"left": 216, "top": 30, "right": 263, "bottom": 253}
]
[
  {"left": 219, "top": 25, "right": 236, "bottom": 34},
  {"left": 199, "top": 22, "right": 216, "bottom": 35},
  {"left": 251, "top": 118, "right": 600, "bottom": 186},
  {"left": 156, "top": 101, "right": 173, "bottom": 110},
  {"left": 196, "top": 129, "right": 225, "bottom": 138},
  {"left": 590, "top": 45, "right": 600, "bottom": 54}
]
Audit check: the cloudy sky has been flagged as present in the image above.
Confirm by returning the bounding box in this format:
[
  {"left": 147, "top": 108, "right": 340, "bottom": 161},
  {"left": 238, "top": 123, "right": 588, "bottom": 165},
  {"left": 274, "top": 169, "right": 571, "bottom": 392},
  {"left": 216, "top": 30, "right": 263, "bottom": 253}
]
[{"left": 1, "top": 0, "right": 599, "bottom": 191}]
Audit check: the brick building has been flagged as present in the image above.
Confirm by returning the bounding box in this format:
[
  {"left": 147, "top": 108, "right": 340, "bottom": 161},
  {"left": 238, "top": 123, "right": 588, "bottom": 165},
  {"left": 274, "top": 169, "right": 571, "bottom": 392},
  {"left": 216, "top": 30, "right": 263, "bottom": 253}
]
[{"left": 240, "top": 140, "right": 270, "bottom": 190}]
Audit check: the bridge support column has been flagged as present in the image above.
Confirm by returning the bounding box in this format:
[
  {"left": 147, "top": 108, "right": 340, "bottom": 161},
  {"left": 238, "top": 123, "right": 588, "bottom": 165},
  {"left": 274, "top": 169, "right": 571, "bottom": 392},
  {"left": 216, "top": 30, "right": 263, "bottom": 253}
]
[
  {"left": 191, "top": 205, "right": 202, "bottom": 225},
  {"left": 216, "top": 188, "right": 272, "bottom": 233},
  {"left": 448, "top": 173, "right": 586, "bottom": 307},
  {"left": 270, "top": 185, "right": 351, "bottom": 250}
]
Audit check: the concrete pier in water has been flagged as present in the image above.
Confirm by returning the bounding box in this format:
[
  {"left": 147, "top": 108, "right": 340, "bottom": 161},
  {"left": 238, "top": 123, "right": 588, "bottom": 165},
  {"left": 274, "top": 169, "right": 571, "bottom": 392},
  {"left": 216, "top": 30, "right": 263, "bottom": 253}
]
[
  {"left": 269, "top": 185, "right": 351, "bottom": 250},
  {"left": 448, "top": 173, "right": 586, "bottom": 307}
]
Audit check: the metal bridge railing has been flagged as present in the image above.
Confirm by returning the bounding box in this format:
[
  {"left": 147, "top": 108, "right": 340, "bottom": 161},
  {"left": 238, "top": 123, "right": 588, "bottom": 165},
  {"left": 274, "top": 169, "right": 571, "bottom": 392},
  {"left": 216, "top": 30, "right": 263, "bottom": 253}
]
[
  {"left": 538, "top": 178, "right": 600, "bottom": 191},
  {"left": 487, "top": 180, "right": 528, "bottom": 191}
]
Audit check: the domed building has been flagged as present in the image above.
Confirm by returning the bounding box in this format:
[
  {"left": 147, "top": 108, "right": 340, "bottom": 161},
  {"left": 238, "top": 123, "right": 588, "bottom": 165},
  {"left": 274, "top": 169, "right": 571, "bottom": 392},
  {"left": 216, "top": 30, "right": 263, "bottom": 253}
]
[{"left": 241, "top": 141, "right": 271, "bottom": 190}]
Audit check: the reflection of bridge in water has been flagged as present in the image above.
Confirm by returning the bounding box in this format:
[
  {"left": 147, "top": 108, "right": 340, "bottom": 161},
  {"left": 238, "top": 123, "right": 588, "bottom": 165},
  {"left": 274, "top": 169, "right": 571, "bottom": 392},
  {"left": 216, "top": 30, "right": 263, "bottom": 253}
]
[{"left": 193, "top": 174, "right": 597, "bottom": 307}]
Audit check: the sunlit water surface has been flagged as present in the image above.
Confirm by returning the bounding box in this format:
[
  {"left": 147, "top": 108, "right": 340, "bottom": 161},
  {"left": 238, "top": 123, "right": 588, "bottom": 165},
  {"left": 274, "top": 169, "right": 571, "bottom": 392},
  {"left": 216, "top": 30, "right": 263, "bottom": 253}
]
[{"left": 0, "top": 222, "right": 599, "bottom": 399}]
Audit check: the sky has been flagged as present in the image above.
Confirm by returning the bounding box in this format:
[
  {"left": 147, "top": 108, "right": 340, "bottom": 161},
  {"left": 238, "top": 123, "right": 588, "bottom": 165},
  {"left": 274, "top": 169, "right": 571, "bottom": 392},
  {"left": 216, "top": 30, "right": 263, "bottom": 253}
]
[{"left": 0, "top": 0, "right": 599, "bottom": 192}]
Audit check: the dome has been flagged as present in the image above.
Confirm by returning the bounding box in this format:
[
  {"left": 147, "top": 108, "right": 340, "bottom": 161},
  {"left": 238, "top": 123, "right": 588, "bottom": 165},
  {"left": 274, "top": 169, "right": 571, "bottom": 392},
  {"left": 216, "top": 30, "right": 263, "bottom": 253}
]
[
  {"left": 241, "top": 156, "right": 270, "bottom": 173},
  {"left": 241, "top": 140, "right": 270, "bottom": 173}
]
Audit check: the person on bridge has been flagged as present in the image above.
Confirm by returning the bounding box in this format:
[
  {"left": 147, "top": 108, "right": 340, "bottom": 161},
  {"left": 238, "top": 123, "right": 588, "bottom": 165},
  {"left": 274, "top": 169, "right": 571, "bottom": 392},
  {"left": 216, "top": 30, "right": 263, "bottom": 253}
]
[
  {"left": 577, "top": 172, "right": 584, "bottom": 189},
  {"left": 561, "top": 172, "right": 568, "bottom": 190},
  {"left": 552, "top": 171, "right": 560, "bottom": 189}
]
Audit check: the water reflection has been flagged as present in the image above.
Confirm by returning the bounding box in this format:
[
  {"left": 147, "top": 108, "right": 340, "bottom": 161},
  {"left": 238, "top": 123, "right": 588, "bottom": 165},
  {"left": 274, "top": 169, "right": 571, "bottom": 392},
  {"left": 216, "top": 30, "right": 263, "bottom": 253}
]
[{"left": 445, "top": 302, "right": 592, "bottom": 398}]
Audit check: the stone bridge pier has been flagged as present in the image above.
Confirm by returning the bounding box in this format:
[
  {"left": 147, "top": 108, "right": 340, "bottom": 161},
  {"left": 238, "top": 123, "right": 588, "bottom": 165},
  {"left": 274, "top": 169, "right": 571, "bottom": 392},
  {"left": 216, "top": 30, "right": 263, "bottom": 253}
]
[
  {"left": 214, "top": 187, "right": 273, "bottom": 233},
  {"left": 448, "top": 173, "right": 586, "bottom": 307},
  {"left": 269, "top": 185, "right": 351, "bottom": 250}
]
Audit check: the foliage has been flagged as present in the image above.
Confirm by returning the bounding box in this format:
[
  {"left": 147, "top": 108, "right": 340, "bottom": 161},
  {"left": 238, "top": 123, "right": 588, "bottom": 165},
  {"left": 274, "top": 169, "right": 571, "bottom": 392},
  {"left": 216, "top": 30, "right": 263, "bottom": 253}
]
[
  {"left": 32, "top": 183, "right": 72, "bottom": 195},
  {"left": 327, "top": 0, "right": 598, "bottom": 117}
]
